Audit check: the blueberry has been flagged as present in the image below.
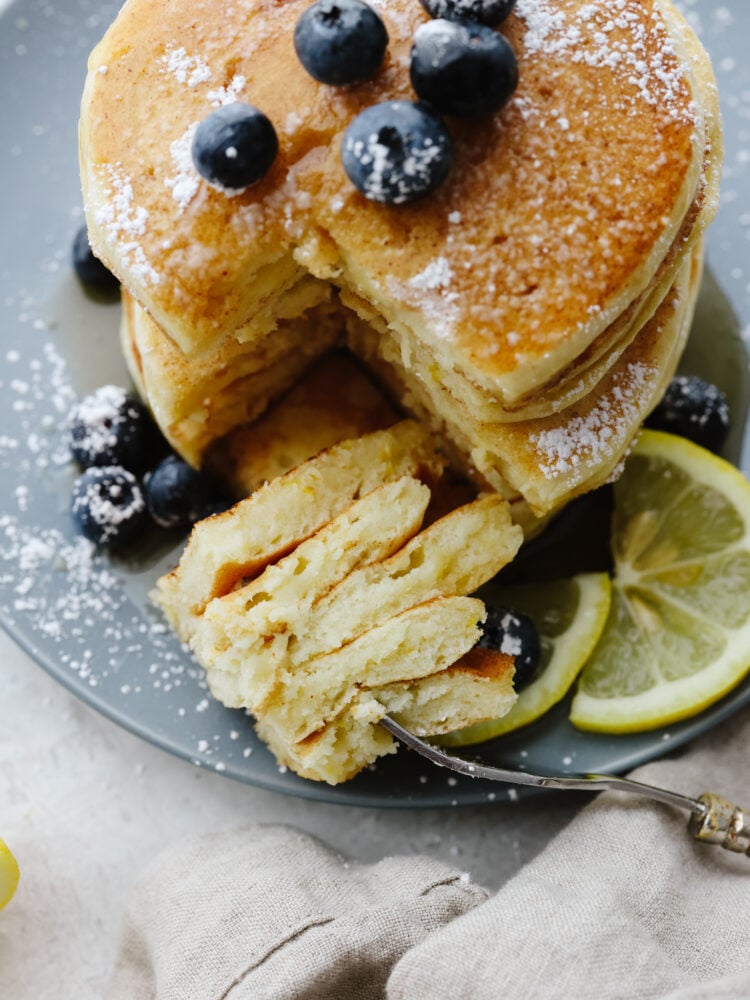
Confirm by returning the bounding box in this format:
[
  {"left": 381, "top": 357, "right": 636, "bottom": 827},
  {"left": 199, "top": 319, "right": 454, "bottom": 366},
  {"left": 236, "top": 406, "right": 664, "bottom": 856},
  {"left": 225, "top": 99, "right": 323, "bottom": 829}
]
[
  {"left": 342, "top": 101, "right": 452, "bottom": 204},
  {"left": 478, "top": 607, "right": 542, "bottom": 691},
  {"left": 419, "top": 0, "right": 516, "bottom": 25},
  {"left": 71, "top": 466, "right": 150, "bottom": 549},
  {"left": 294, "top": 0, "right": 388, "bottom": 85},
  {"left": 191, "top": 103, "right": 278, "bottom": 191},
  {"left": 144, "top": 455, "right": 229, "bottom": 530},
  {"left": 67, "top": 385, "right": 163, "bottom": 475},
  {"left": 410, "top": 19, "right": 518, "bottom": 117},
  {"left": 646, "top": 375, "right": 731, "bottom": 453},
  {"left": 72, "top": 224, "right": 119, "bottom": 292}
]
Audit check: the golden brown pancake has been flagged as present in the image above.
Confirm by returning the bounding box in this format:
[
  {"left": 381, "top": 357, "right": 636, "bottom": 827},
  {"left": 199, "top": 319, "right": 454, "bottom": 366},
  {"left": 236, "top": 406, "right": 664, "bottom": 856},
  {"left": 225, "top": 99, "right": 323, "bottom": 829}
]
[
  {"left": 80, "top": 0, "right": 716, "bottom": 405},
  {"left": 256, "top": 646, "right": 517, "bottom": 785},
  {"left": 120, "top": 241, "right": 701, "bottom": 525},
  {"left": 349, "top": 244, "right": 704, "bottom": 516},
  {"left": 155, "top": 422, "right": 522, "bottom": 784}
]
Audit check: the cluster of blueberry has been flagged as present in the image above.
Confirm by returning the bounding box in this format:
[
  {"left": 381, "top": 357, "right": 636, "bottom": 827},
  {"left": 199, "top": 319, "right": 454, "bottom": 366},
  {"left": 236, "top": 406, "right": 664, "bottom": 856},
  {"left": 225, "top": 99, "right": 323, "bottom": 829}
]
[
  {"left": 191, "top": 0, "right": 519, "bottom": 206},
  {"left": 68, "top": 386, "right": 228, "bottom": 549}
]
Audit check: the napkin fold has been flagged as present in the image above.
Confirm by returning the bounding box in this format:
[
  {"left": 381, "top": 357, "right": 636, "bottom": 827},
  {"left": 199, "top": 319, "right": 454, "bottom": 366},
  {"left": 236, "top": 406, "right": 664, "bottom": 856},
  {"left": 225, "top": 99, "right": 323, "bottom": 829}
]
[
  {"left": 388, "top": 706, "right": 750, "bottom": 1000},
  {"left": 107, "top": 824, "right": 487, "bottom": 1000},
  {"left": 108, "top": 707, "right": 750, "bottom": 1000}
]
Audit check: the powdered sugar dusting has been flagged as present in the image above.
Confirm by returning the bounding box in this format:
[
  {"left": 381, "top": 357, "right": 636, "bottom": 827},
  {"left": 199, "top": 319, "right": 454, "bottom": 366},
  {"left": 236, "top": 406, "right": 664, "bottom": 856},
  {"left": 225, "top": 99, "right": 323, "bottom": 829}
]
[
  {"left": 284, "top": 111, "right": 304, "bottom": 135},
  {"left": 71, "top": 467, "right": 146, "bottom": 543},
  {"left": 160, "top": 45, "right": 212, "bottom": 87},
  {"left": 409, "top": 257, "right": 454, "bottom": 293},
  {"left": 343, "top": 103, "right": 449, "bottom": 205},
  {"left": 1, "top": 519, "right": 120, "bottom": 637},
  {"left": 206, "top": 75, "right": 247, "bottom": 107},
  {"left": 498, "top": 615, "right": 523, "bottom": 657},
  {"left": 389, "top": 257, "right": 460, "bottom": 339},
  {"left": 165, "top": 123, "right": 201, "bottom": 212},
  {"left": 0, "top": 333, "right": 257, "bottom": 773},
  {"left": 94, "top": 165, "right": 160, "bottom": 284},
  {"left": 164, "top": 75, "right": 248, "bottom": 212},
  {"left": 530, "top": 362, "right": 656, "bottom": 479},
  {"left": 530, "top": 362, "right": 658, "bottom": 480},
  {"left": 515, "top": 0, "right": 694, "bottom": 123}
]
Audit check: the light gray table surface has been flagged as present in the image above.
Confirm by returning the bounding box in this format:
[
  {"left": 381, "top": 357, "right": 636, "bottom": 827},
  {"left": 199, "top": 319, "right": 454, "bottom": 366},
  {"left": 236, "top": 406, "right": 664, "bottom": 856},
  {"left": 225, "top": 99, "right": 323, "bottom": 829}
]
[{"left": 1, "top": 1, "right": 749, "bottom": 997}]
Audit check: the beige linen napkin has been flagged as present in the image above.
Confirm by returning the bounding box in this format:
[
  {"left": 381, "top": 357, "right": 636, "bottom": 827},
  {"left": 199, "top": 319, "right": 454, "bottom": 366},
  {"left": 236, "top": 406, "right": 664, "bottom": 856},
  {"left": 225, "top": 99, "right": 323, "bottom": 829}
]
[
  {"left": 108, "top": 707, "right": 750, "bottom": 1000},
  {"left": 388, "top": 707, "right": 750, "bottom": 1000},
  {"left": 107, "top": 824, "right": 487, "bottom": 1000}
]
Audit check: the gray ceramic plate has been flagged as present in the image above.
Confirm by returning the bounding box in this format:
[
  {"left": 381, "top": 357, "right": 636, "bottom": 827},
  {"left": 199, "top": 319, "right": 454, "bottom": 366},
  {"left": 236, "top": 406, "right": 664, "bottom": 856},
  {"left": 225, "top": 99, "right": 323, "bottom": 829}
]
[{"left": 2, "top": 0, "right": 750, "bottom": 808}]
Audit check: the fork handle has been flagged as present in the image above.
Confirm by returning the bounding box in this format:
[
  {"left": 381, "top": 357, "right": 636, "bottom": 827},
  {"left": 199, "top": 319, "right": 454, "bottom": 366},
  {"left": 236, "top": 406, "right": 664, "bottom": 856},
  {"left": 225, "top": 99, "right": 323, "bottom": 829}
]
[
  {"left": 380, "top": 717, "right": 750, "bottom": 858},
  {"left": 688, "top": 793, "right": 750, "bottom": 855}
]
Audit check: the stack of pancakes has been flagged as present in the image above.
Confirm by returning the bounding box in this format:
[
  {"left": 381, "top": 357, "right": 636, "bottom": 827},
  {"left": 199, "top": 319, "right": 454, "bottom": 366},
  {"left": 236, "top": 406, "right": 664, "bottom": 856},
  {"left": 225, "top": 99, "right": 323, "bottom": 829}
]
[
  {"left": 80, "top": 0, "right": 721, "bottom": 530},
  {"left": 154, "top": 424, "right": 520, "bottom": 782},
  {"left": 79, "top": 0, "right": 723, "bottom": 780}
]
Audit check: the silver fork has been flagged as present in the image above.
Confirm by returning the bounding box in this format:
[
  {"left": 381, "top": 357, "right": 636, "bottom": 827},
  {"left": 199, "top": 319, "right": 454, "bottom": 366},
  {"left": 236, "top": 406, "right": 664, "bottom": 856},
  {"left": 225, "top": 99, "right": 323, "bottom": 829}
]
[{"left": 380, "top": 716, "right": 750, "bottom": 857}]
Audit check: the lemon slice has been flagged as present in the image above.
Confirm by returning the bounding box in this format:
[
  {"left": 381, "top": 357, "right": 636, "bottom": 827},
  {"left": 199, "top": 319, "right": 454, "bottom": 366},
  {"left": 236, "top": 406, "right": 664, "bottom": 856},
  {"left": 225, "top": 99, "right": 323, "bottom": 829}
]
[
  {"left": 439, "top": 573, "right": 611, "bottom": 746},
  {"left": 0, "top": 838, "right": 19, "bottom": 911},
  {"left": 571, "top": 430, "right": 750, "bottom": 733}
]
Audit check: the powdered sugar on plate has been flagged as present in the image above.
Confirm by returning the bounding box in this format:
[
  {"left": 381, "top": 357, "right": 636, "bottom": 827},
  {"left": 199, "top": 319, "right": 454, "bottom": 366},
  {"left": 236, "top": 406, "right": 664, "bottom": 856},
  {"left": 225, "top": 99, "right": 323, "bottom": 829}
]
[{"left": 0, "top": 328, "right": 256, "bottom": 774}]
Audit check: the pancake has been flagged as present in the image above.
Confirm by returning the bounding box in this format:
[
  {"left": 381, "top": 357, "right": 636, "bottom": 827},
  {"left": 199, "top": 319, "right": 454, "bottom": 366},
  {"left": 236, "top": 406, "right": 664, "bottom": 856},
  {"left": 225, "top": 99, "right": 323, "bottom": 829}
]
[
  {"left": 348, "top": 244, "right": 704, "bottom": 516},
  {"left": 193, "top": 492, "right": 522, "bottom": 710},
  {"left": 153, "top": 421, "right": 446, "bottom": 642},
  {"left": 196, "top": 475, "right": 436, "bottom": 710},
  {"left": 87, "top": 0, "right": 723, "bottom": 783},
  {"left": 155, "top": 420, "right": 523, "bottom": 783},
  {"left": 257, "top": 647, "right": 516, "bottom": 784},
  {"left": 205, "top": 351, "right": 401, "bottom": 497},
  {"left": 211, "top": 596, "right": 487, "bottom": 741},
  {"left": 121, "top": 280, "right": 342, "bottom": 465},
  {"left": 80, "top": 0, "right": 715, "bottom": 405},
  {"left": 121, "top": 240, "right": 700, "bottom": 525}
]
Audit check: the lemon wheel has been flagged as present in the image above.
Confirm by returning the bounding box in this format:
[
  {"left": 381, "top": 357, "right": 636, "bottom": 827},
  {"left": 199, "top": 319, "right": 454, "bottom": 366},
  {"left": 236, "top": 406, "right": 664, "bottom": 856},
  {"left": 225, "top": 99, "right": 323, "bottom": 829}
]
[{"left": 571, "top": 430, "right": 750, "bottom": 733}]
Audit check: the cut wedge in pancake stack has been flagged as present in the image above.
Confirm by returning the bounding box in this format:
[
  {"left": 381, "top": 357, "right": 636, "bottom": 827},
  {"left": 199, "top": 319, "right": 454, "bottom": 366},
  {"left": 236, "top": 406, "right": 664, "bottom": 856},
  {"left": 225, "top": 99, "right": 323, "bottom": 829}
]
[
  {"left": 205, "top": 350, "right": 402, "bottom": 497},
  {"left": 80, "top": 0, "right": 722, "bottom": 534},
  {"left": 120, "top": 281, "right": 343, "bottom": 466},
  {"left": 154, "top": 424, "right": 522, "bottom": 783}
]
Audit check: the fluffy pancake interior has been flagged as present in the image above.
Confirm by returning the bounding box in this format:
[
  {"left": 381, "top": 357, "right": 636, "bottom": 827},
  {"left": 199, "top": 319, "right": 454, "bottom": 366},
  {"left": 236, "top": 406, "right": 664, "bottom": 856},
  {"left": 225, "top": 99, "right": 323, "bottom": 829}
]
[
  {"left": 153, "top": 421, "right": 446, "bottom": 641},
  {"left": 155, "top": 423, "right": 523, "bottom": 784},
  {"left": 256, "top": 648, "right": 516, "bottom": 784},
  {"left": 194, "top": 493, "right": 522, "bottom": 710}
]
